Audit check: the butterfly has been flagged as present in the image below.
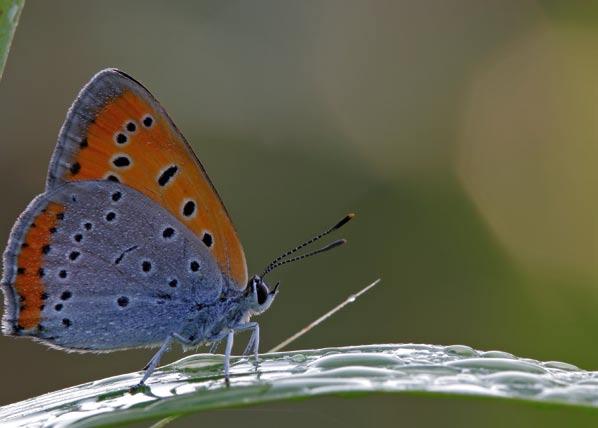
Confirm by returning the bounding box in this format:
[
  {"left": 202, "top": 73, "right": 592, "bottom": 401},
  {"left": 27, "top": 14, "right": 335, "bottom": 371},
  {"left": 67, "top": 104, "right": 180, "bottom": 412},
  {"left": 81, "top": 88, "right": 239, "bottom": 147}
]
[{"left": 0, "top": 69, "right": 353, "bottom": 386}]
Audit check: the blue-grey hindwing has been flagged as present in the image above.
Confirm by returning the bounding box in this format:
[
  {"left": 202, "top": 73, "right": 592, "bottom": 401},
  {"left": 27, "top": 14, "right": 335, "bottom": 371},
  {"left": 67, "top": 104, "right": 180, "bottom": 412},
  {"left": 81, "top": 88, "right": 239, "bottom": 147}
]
[{"left": 26, "top": 180, "right": 225, "bottom": 350}]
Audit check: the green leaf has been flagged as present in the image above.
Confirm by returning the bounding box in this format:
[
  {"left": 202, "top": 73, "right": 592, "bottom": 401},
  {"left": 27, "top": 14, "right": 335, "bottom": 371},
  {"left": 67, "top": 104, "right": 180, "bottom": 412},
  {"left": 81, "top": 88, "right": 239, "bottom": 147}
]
[
  {"left": 0, "top": 344, "right": 595, "bottom": 427},
  {"left": 0, "top": 0, "right": 23, "bottom": 80}
]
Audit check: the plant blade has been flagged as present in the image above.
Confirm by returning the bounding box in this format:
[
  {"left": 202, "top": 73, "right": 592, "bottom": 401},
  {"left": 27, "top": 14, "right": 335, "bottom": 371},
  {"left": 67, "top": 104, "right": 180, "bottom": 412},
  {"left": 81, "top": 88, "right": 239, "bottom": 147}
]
[
  {"left": 0, "top": 344, "right": 594, "bottom": 427},
  {"left": 0, "top": 0, "right": 24, "bottom": 80}
]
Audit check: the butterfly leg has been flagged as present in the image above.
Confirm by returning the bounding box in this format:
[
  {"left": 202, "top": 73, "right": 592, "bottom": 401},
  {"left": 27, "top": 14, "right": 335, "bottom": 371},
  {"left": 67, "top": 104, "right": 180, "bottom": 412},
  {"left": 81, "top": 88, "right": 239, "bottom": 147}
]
[
  {"left": 240, "top": 322, "right": 260, "bottom": 366},
  {"left": 138, "top": 334, "right": 174, "bottom": 386},
  {"left": 223, "top": 330, "right": 234, "bottom": 386},
  {"left": 208, "top": 340, "right": 221, "bottom": 353},
  {"left": 138, "top": 332, "right": 204, "bottom": 386}
]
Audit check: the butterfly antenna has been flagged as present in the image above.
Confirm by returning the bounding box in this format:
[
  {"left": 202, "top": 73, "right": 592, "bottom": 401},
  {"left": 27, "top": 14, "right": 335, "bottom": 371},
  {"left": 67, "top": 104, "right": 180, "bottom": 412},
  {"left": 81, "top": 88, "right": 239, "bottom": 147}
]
[
  {"left": 262, "top": 239, "right": 346, "bottom": 277},
  {"left": 260, "top": 213, "right": 355, "bottom": 278}
]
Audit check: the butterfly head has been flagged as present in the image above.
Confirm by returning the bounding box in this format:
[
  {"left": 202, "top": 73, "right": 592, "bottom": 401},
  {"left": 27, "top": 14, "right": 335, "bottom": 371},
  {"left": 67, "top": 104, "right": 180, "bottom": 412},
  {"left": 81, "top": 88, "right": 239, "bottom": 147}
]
[{"left": 243, "top": 275, "right": 279, "bottom": 315}]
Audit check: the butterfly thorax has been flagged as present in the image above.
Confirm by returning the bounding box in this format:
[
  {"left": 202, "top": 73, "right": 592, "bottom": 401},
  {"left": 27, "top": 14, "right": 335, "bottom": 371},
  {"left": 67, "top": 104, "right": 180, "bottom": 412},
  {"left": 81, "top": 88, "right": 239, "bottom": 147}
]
[{"left": 178, "top": 275, "right": 278, "bottom": 344}]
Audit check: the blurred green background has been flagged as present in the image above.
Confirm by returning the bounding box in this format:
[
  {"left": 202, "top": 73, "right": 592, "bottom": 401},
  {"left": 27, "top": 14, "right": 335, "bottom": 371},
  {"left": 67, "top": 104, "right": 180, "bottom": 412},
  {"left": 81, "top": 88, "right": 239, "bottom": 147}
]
[{"left": 2, "top": 1, "right": 598, "bottom": 426}]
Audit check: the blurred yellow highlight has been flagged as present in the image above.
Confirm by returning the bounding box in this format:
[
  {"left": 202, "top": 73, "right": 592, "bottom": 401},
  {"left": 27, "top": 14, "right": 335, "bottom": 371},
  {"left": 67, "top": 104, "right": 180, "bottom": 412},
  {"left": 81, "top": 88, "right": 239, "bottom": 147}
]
[{"left": 459, "top": 22, "right": 598, "bottom": 280}]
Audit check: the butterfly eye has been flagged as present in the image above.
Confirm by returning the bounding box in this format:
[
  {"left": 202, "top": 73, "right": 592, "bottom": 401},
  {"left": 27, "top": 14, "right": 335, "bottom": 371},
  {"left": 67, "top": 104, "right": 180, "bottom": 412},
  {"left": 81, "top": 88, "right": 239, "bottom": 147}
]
[{"left": 256, "top": 282, "right": 269, "bottom": 305}]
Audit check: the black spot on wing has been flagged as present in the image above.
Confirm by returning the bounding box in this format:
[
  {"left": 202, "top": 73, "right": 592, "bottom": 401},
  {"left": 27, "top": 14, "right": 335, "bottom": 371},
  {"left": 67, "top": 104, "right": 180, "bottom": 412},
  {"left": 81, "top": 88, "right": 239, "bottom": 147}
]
[
  {"left": 158, "top": 165, "right": 178, "bottom": 186},
  {"left": 114, "top": 245, "right": 138, "bottom": 265},
  {"left": 69, "top": 162, "right": 81, "bottom": 175},
  {"left": 142, "top": 115, "right": 154, "bottom": 127},
  {"left": 162, "top": 227, "right": 175, "bottom": 239},
  {"left": 115, "top": 133, "right": 127, "bottom": 145},
  {"left": 202, "top": 232, "right": 213, "bottom": 248},
  {"left": 183, "top": 200, "right": 196, "bottom": 217},
  {"left": 112, "top": 156, "right": 131, "bottom": 168}
]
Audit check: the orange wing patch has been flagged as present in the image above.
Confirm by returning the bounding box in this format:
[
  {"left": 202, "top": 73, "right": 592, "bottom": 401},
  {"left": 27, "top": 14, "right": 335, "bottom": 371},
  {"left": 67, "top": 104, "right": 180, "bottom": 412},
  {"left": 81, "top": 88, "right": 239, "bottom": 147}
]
[
  {"left": 49, "top": 71, "right": 247, "bottom": 287},
  {"left": 12, "top": 202, "right": 63, "bottom": 330}
]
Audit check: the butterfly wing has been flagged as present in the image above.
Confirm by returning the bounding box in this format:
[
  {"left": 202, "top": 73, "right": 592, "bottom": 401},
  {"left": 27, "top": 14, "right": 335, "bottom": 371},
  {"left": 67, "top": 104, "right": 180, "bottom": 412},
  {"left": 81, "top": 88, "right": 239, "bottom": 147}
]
[
  {"left": 46, "top": 69, "right": 247, "bottom": 288},
  {"left": 2, "top": 180, "right": 224, "bottom": 349}
]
